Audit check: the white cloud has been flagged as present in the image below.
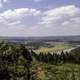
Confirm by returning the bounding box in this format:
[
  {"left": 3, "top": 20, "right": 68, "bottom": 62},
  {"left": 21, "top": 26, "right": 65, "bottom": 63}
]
[
  {"left": 8, "top": 21, "right": 21, "bottom": 26},
  {"left": 40, "top": 5, "right": 80, "bottom": 25},
  {"left": 0, "top": 8, "right": 41, "bottom": 36},
  {"left": 0, "top": 8, "right": 41, "bottom": 27},
  {"left": 0, "top": 5, "right": 80, "bottom": 36},
  {"left": 62, "top": 21, "right": 70, "bottom": 26},
  {"left": 3, "top": 0, "right": 7, "bottom": 3},
  {"left": 1, "top": 8, "right": 41, "bottom": 19},
  {"left": 37, "top": 5, "right": 80, "bottom": 36},
  {"left": 33, "top": 0, "right": 42, "bottom": 2},
  {"left": 70, "top": 17, "right": 80, "bottom": 24},
  {"left": 0, "top": 8, "right": 39, "bottom": 24}
]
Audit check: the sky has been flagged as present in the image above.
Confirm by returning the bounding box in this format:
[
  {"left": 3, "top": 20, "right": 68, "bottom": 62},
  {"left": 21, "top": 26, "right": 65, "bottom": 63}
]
[{"left": 0, "top": 0, "right": 80, "bottom": 37}]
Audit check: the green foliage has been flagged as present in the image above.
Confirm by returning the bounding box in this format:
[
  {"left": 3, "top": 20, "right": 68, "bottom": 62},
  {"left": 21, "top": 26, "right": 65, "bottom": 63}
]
[
  {"left": 31, "top": 47, "right": 80, "bottom": 64},
  {"left": 31, "top": 62, "right": 80, "bottom": 80},
  {"left": 0, "top": 41, "right": 80, "bottom": 80},
  {"left": 0, "top": 42, "right": 32, "bottom": 80}
]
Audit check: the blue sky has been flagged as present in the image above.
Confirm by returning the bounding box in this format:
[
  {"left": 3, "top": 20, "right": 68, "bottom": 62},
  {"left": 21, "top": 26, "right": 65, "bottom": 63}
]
[{"left": 0, "top": 0, "right": 80, "bottom": 37}]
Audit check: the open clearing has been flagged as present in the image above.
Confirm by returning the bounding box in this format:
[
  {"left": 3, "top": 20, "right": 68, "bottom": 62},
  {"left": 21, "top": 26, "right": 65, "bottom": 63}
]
[{"left": 34, "top": 42, "right": 72, "bottom": 54}]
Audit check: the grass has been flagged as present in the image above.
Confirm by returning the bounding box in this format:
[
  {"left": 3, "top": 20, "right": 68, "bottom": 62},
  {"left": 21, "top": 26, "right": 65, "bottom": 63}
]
[
  {"left": 34, "top": 43, "right": 72, "bottom": 54},
  {"left": 32, "top": 61, "right": 80, "bottom": 80}
]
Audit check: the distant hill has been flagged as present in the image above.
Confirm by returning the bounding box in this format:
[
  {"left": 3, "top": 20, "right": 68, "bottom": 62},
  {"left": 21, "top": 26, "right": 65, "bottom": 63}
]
[{"left": 0, "top": 35, "right": 80, "bottom": 43}]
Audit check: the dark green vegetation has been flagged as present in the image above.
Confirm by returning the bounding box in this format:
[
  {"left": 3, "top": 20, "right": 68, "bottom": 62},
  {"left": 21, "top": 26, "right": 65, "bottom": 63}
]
[
  {"left": 32, "top": 62, "right": 80, "bottom": 80},
  {"left": 0, "top": 41, "right": 80, "bottom": 80},
  {"left": 32, "top": 47, "right": 80, "bottom": 64},
  {"left": 0, "top": 42, "right": 32, "bottom": 80},
  {"left": 31, "top": 47, "right": 80, "bottom": 80}
]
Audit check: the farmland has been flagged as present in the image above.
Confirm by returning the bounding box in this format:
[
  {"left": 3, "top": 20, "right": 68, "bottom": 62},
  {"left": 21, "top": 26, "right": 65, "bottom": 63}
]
[{"left": 34, "top": 42, "right": 72, "bottom": 54}]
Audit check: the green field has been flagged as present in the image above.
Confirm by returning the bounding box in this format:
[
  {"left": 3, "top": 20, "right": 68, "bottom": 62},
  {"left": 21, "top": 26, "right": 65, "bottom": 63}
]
[{"left": 34, "top": 42, "right": 72, "bottom": 54}]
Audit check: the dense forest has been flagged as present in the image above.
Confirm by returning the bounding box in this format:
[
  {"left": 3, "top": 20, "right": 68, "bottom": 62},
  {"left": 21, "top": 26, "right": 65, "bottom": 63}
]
[
  {"left": 0, "top": 41, "right": 32, "bottom": 80},
  {"left": 0, "top": 41, "right": 80, "bottom": 80}
]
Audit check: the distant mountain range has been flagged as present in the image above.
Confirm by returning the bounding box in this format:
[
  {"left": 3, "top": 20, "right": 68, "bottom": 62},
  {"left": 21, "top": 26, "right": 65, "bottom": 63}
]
[{"left": 0, "top": 35, "right": 80, "bottom": 42}]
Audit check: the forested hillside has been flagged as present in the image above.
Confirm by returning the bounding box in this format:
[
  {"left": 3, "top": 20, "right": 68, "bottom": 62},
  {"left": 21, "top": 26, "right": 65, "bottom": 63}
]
[
  {"left": 0, "top": 42, "right": 80, "bottom": 80},
  {"left": 0, "top": 42, "right": 32, "bottom": 80}
]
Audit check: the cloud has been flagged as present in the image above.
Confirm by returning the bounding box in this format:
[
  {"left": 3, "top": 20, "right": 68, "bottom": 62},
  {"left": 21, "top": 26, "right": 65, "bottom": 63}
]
[
  {"left": 39, "top": 5, "right": 80, "bottom": 25},
  {"left": 3, "top": 0, "right": 7, "bottom": 3},
  {"left": 0, "top": 8, "right": 41, "bottom": 26},
  {"left": 62, "top": 21, "right": 70, "bottom": 26},
  {"left": 0, "top": 5, "right": 80, "bottom": 36},
  {"left": 0, "top": 8, "right": 41, "bottom": 36},
  {"left": 37, "top": 5, "right": 80, "bottom": 36},
  {"left": 8, "top": 21, "right": 21, "bottom": 26},
  {"left": 0, "top": 0, "right": 8, "bottom": 8},
  {"left": 31, "top": 0, "right": 42, "bottom": 2},
  {"left": 1, "top": 8, "right": 41, "bottom": 19}
]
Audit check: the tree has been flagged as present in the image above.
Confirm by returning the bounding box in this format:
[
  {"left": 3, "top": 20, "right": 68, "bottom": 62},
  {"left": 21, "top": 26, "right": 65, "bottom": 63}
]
[
  {"left": 20, "top": 44, "right": 32, "bottom": 80},
  {"left": 0, "top": 42, "right": 33, "bottom": 80}
]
